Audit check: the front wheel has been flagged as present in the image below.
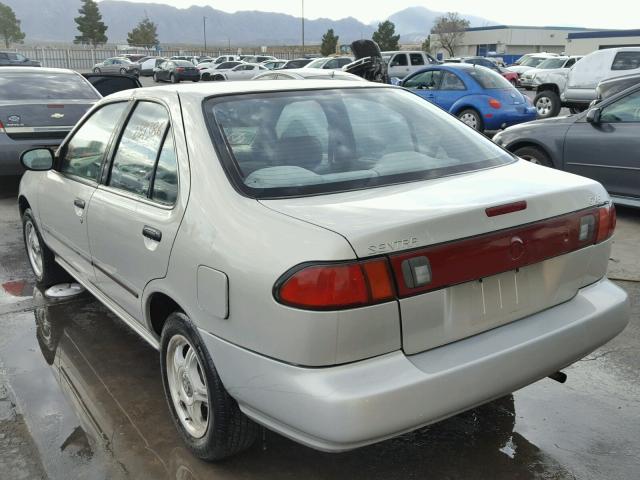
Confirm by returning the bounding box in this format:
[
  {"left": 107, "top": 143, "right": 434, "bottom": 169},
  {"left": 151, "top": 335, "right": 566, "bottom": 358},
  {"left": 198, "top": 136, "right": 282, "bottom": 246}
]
[
  {"left": 534, "top": 90, "right": 561, "bottom": 118},
  {"left": 22, "top": 209, "right": 71, "bottom": 288},
  {"left": 457, "top": 109, "right": 483, "bottom": 131},
  {"left": 160, "top": 313, "right": 258, "bottom": 461},
  {"left": 514, "top": 145, "right": 553, "bottom": 168}
]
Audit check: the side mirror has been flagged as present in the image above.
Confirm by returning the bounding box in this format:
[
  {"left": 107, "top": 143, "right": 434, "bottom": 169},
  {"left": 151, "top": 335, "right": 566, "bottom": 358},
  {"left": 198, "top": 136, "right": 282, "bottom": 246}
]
[
  {"left": 390, "top": 77, "right": 403, "bottom": 86},
  {"left": 586, "top": 107, "right": 601, "bottom": 124},
  {"left": 21, "top": 148, "right": 53, "bottom": 171}
]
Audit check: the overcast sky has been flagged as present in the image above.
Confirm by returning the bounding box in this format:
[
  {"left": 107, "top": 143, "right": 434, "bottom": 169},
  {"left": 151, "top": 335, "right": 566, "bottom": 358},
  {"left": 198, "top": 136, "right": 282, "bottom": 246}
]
[{"left": 130, "top": 0, "right": 640, "bottom": 29}]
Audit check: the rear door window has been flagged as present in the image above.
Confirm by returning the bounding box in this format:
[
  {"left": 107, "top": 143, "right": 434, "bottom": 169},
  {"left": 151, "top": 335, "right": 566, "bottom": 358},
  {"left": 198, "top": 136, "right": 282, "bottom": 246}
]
[
  {"left": 410, "top": 54, "right": 425, "bottom": 66},
  {"left": 151, "top": 128, "right": 179, "bottom": 205},
  {"left": 611, "top": 52, "right": 640, "bottom": 71},
  {"left": 109, "top": 102, "right": 170, "bottom": 197},
  {"left": 391, "top": 54, "right": 408, "bottom": 66},
  {"left": 60, "top": 102, "right": 128, "bottom": 181}
]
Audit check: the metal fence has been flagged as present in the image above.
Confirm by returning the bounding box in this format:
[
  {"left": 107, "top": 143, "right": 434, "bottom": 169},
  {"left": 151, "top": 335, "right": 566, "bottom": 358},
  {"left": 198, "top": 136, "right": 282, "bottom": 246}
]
[{"left": 11, "top": 47, "right": 311, "bottom": 71}]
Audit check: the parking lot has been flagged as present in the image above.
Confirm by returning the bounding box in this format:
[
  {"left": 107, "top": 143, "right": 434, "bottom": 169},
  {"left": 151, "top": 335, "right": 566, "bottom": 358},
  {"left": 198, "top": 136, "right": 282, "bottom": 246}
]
[{"left": 0, "top": 172, "right": 638, "bottom": 480}]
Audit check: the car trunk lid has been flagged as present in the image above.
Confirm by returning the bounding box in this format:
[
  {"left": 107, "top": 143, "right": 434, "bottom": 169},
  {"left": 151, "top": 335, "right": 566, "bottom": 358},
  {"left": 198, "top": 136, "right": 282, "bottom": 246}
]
[
  {"left": 0, "top": 100, "right": 94, "bottom": 140},
  {"left": 262, "top": 160, "right": 612, "bottom": 354}
]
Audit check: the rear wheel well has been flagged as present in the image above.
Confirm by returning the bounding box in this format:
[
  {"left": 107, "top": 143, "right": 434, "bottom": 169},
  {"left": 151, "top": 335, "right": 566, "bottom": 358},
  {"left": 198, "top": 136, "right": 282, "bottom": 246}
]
[
  {"left": 18, "top": 196, "right": 31, "bottom": 217},
  {"left": 148, "top": 293, "right": 184, "bottom": 337},
  {"left": 536, "top": 83, "right": 560, "bottom": 95}
]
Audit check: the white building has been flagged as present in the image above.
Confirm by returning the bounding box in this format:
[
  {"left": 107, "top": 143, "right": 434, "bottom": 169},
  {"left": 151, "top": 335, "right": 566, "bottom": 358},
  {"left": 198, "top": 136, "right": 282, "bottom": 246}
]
[
  {"left": 431, "top": 25, "right": 594, "bottom": 63},
  {"left": 566, "top": 29, "right": 640, "bottom": 55}
]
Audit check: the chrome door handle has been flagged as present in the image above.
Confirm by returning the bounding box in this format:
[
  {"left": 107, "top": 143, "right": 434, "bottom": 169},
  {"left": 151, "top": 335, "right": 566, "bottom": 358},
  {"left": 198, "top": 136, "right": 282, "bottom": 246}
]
[
  {"left": 142, "top": 226, "right": 162, "bottom": 242},
  {"left": 73, "top": 199, "right": 85, "bottom": 209}
]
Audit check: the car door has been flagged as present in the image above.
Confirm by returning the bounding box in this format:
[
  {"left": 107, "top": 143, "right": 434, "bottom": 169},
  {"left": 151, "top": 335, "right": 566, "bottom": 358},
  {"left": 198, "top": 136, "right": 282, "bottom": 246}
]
[
  {"left": 434, "top": 70, "right": 467, "bottom": 111},
  {"left": 389, "top": 53, "right": 410, "bottom": 78},
  {"left": 564, "top": 89, "right": 640, "bottom": 199},
  {"left": 86, "top": 100, "right": 184, "bottom": 320},
  {"left": 403, "top": 70, "right": 443, "bottom": 105},
  {"left": 37, "top": 102, "right": 129, "bottom": 280}
]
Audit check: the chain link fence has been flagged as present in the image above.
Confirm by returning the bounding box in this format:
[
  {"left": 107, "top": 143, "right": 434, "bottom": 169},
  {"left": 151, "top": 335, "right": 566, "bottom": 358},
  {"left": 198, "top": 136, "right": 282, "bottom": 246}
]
[{"left": 11, "top": 47, "right": 312, "bottom": 71}]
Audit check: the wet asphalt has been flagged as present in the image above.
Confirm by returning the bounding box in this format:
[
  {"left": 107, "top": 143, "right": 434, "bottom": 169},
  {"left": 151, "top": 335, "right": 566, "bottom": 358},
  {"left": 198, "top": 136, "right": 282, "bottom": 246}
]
[{"left": 0, "top": 176, "right": 639, "bottom": 480}]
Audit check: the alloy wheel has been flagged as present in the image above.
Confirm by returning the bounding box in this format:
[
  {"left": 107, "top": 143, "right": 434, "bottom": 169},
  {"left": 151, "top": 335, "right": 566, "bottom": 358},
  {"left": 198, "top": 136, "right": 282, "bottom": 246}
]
[
  {"left": 460, "top": 112, "right": 479, "bottom": 129},
  {"left": 166, "top": 335, "right": 210, "bottom": 439},
  {"left": 535, "top": 96, "right": 553, "bottom": 117},
  {"left": 25, "top": 220, "right": 43, "bottom": 279}
]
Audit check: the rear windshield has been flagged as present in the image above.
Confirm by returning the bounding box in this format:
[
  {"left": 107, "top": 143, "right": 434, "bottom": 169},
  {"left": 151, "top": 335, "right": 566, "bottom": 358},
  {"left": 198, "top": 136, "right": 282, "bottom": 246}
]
[
  {"left": 174, "top": 60, "right": 194, "bottom": 67},
  {"left": 0, "top": 73, "right": 99, "bottom": 100},
  {"left": 537, "top": 58, "right": 567, "bottom": 69},
  {"left": 467, "top": 67, "right": 513, "bottom": 89},
  {"left": 522, "top": 57, "right": 547, "bottom": 67},
  {"left": 204, "top": 87, "right": 513, "bottom": 198}
]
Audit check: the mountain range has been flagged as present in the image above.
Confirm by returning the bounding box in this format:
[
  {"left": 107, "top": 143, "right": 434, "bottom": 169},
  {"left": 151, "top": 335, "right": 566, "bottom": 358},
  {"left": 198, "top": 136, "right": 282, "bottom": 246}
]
[{"left": 4, "top": 0, "right": 497, "bottom": 45}]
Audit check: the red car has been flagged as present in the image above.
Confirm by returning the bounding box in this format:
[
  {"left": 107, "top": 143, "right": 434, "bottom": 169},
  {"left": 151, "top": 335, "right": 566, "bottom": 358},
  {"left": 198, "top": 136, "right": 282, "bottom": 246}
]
[{"left": 499, "top": 67, "right": 519, "bottom": 86}]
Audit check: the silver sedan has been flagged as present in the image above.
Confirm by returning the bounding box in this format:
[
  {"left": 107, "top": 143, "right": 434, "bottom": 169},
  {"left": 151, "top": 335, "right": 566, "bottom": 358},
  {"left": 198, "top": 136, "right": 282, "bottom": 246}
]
[
  {"left": 93, "top": 57, "right": 140, "bottom": 76},
  {"left": 17, "top": 80, "right": 629, "bottom": 460}
]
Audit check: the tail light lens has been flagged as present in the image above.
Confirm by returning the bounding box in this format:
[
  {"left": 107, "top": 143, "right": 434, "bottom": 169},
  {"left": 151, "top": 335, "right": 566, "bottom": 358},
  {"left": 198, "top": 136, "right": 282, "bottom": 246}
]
[
  {"left": 275, "top": 259, "right": 394, "bottom": 310},
  {"left": 489, "top": 98, "right": 502, "bottom": 109},
  {"left": 0, "top": 121, "right": 4, "bottom": 133},
  {"left": 175, "top": 67, "right": 185, "bottom": 72},
  {"left": 275, "top": 204, "right": 616, "bottom": 309}
]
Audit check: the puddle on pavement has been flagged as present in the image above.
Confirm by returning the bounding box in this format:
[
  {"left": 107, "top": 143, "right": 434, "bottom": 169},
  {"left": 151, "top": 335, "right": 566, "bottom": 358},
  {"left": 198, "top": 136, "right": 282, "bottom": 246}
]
[{"left": 0, "top": 289, "right": 637, "bottom": 480}]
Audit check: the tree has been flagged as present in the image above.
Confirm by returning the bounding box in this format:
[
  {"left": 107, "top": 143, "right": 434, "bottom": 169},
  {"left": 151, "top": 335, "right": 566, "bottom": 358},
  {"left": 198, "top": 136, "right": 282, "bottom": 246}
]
[
  {"left": 127, "top": 17, "right": 158, "bottom": 47},
  {"left": 0, "top": 2, "right": 25, "bottom": 48},
  {"left": 431, "top": 12, "right": 470, "bottom": 57},
  {"left": 74, "top": 0, "right": 108, "bottom": 47},
  {"left": 421, "top": 35, "right": 431, "bottom": 54},
  {"left": 372, "top": 20, "right": 400, "bottom": 51},
  {"left": 320, "top": 28, "right": 339, "bottom": 57}
]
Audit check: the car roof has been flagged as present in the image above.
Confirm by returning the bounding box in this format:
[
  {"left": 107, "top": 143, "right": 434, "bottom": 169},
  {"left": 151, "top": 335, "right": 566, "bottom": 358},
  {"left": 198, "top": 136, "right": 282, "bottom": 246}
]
[
  {"left": 106, "top": 79, "right": 390, "bottom": 101},
  {"left": 258, "top": 68, "right": 362, "bottom": 79},
  {"left": 0, "top": 66, "right": 79, "bottom": 74}
]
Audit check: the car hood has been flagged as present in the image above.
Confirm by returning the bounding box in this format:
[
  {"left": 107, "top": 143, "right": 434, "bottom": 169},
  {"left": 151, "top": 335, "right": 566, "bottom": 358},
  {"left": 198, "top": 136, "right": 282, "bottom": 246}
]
[
  {"left": 260, "top": 160, "right": 604, "bottom": 258},
  {"left": 508, "top": 66, "right": 534, "bottom": 74}
]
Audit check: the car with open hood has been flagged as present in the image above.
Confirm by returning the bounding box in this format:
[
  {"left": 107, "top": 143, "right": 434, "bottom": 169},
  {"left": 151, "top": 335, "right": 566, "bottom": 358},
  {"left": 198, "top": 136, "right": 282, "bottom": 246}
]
[{"left": 18, "top": 80, "right": 629, "bottom": 460}]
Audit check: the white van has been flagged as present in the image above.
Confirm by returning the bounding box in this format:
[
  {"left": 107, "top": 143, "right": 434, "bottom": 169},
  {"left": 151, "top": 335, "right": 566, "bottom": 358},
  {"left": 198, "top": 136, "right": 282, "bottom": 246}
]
[
  {"left": 382, "top": 51, "right": 439, "bottom": 78},
  {"left": 562, "top": 47, "right": 640, "bottom": 107}
]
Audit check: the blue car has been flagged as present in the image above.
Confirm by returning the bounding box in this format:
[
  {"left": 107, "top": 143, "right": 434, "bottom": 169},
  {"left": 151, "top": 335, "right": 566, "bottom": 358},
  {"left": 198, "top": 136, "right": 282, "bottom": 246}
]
[{"left": 396, "top": 63, "right": 537, "bottom": 132}]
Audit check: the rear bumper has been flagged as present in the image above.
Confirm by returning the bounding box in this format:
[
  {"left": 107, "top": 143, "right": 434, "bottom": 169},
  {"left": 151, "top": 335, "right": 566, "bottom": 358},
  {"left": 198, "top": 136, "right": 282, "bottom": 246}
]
[
  {"left": 200, "top": 278, "right": 629, "bottom": 452},
  {"left": 0, "top": 136, "right": 63, "bottom": 176},
  {"left": 485, "top": 106, "right": 537, "bottom": 129}
]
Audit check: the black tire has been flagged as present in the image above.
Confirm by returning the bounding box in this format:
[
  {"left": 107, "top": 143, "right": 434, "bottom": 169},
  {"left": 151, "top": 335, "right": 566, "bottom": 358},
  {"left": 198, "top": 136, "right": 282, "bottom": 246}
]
[
  {"left": 93, "top": 67, "right": 101, "bottom": 74},
  {"left": 201, "top": 73, "right": 211, "bottom": 81},
  {"left": 153, "top": 73, "right": 160, "bottom": 83},
  {"left": 22, "top": 208, "right": 71, "bottom": 288},
  {"left": 213, "top": 74, "right": 224, "bottom": 81},
  {"left": 570, "top": 106, "right": 587, "bottom": 114},
  {"left": 524, "top": 86, "right": 533, "bottom": 91},
  {"left": 533, "top": 90, "right": 561, "bottom": 119},
  {"left": 160, "top": 313, "right": 258, "bottom": 461},
  {"left": 514, "top": 145, "right": 553, "bottom": 168},
  {"left": 457, "top": 108, "right": 484, "bottom": 131},
  {"left": 171, "top": 73, "right": 179, "bottom": 84},
  {"left": 192, "top": 79, "right": 199, "bottom": 82}
]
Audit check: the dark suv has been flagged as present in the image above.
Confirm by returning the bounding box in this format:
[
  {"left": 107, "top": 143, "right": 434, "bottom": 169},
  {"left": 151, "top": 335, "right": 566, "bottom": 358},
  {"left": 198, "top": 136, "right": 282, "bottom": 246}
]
[{"left": 0, "top": 52, "right": 41, "bottom": 67}]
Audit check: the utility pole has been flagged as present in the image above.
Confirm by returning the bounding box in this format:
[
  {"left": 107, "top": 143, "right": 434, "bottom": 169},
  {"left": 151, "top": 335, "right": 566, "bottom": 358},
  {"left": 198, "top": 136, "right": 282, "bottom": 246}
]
[
  {"left": 203, "top": 16, "right": 207, "bottom": 51},
  {"left": 301, "top": 0, "right": 305, "bottom": 56}
]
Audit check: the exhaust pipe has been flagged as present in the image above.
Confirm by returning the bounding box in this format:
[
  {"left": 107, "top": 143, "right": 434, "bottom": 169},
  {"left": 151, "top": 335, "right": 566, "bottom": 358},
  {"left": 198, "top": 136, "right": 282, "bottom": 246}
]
[{"left": 548, "top": 371, "right": 567, "bottom": 384}]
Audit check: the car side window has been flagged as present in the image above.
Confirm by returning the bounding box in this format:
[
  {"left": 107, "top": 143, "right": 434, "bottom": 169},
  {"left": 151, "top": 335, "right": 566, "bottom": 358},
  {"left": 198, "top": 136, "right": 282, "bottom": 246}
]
[
  {"left": 600, "top": 90, "right": 640, "bottom": 123},
  {"left": 60, "top": 102, "right": 127, "bottom": 181},
  {"left": 410, "top": 54, "right": 425, "bottom": 66},
  {"left": 565, "top": 58, "right": 576, "bottom": 68},
  {"left": 404, "top": 70, "right": 441, "bottom": 90},
  {"left": 151, "top": 127, "right": 178, "bottom": 205},
  {"left": 391, "top": 54, "right": 408, "bottom": 67},
  {"left": 0, "top": 52, "right": 8, "bottom": 59},
  {"left": 109, "top": 102, "right": 171, "bottom": 197},
  {"left": 611, "top": 52, "right": 640, "bottom": 71},
  {"left": 440, "top": 71, "right": 466, "bottom": 90}
]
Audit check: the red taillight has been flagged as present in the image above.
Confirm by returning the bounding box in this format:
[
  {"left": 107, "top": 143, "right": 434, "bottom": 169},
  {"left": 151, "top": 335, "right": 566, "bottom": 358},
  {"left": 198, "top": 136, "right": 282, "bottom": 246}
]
[
  {"left": 175, "top": 67, "right": 185, "bottom": 72},
  {"left": 596, "top": 204, "right": 616, "bottom": 243},
  {"left": 0, "top": 120, "right": 4, "bottom": 133},
  {"left": 489, "top": 98, "right": 502, "bottom": 109},
  {"left": 276, "top": 258, "right": 394, "bottom": 310}
]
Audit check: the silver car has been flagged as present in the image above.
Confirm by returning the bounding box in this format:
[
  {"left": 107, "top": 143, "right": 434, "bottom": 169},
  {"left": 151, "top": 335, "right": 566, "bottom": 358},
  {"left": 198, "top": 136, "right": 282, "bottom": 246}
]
[
  {"left": 93, "top": 57, "right": 140, "bottom": 76},
  {"left": 18, "top": 81, "right": 629, "bottom": 460}
]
